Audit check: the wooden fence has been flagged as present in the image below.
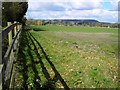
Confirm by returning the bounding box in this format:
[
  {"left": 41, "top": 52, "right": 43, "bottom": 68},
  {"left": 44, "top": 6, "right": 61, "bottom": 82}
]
[{"left": 0, "top": 22, "right": 22, "bottom": 90}]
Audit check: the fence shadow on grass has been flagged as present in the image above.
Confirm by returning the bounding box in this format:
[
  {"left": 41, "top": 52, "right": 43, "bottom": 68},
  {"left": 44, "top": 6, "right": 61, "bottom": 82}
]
[
  {"left": 17, "top": 31, "right": 42, "bottom": 90},
  {"left": 27, "top": 43, "right": 42, "bottom": 89},
  {"left": 17, "top": 30, "right": 69, "bottom": 89},
  {"left": 29, "top": 28, "right": 46, "bottom": 32},
  {"left": 27, "top": 32, "right": 56, "bottom": 90},
  {"left": 18, "top": 49, "right": 28, "bottom": 89},
  {"left": 28, "top": 32, "right": 70, "bottom": 90},
  {"left": 17, "top": 33, "right": 29, "bottom": 89}
]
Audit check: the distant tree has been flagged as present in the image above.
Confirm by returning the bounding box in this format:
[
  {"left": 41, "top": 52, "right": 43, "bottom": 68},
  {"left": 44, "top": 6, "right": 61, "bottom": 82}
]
[
  {"left": 2, "top": 2, "right": 28, "bottom": 26},
  {"left": 37, "top": 20, "right": 43, "bottom": 25}
]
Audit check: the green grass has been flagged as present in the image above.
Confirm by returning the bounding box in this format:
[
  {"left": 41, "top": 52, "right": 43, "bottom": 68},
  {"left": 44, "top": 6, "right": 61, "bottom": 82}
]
[
  {"left": 15, "top": 25, "right": 118, "bottom": 89},
  {"left": 29, "top": 25, "right": 118, "bottom": 33}
]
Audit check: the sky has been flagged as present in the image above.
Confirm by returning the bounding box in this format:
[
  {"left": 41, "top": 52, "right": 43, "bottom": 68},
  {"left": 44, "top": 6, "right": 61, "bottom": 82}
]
[{"left": 26, "top": 0, "right": 119, "bottom": 23}]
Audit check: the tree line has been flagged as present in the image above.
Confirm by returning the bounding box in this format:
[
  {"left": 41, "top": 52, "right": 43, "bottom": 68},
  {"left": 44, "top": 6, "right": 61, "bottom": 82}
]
[
  {"left": 2, "top": 2, "right": 28, "bottom": 57},
  {"left": 26, "top": 19, "right": 118, "bottom": 28},
  {"left": 2, "top": 2, "right": 28, "bottom": 27}
]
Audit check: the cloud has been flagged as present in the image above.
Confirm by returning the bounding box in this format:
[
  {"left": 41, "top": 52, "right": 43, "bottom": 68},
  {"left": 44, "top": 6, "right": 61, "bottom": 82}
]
[
  {"left": 26, "top": 0, "right": 118, "bottom": 23},
  {"left": 67, "top": 0, "right": 103, "bottom": 10},
  {"left": 28, "top": 2, "right": 66, "bottom": 11},
  {"left": 26, "top": 9, "right": 117, "bottom": 22},
  {"left": 28, "top": 0, "right": 103, "bottom": 11}
]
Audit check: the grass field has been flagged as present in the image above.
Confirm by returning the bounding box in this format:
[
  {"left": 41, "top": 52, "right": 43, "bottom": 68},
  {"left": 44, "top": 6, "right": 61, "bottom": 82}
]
[
  {"left": 29, "top": 25, "right": 118, "bottom": 33},
  {"left": 15, "top": 25, "right": 118, "bottom": 89}
]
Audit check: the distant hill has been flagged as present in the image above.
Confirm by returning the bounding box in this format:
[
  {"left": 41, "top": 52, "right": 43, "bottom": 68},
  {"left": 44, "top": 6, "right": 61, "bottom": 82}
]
[
  {"left": 47, "top": 19, "right": 99, "bottom": 23},
  {"left": 60, "top": 19, "right": 99, "bottom": 23},
  {"left": 27, "top": 19, "right": 118, "bottom": 28}
]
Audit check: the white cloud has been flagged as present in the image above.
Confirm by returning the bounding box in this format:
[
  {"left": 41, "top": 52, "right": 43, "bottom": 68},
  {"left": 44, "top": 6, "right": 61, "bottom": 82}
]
[
  {"left": 26, "top": 9, "right": 117, "bottom": 22},
  {"left": 68, "top": 0, "right": 103, "bottom": 10},
  {"left": 110, "top": 0, "right": 119, "bottom": 11},
  {"left": 28, "top": 0, "right": 103, "bottom": 11},
  {"left": 28, "top": 0, "right": 115, "bottom": 2},
  {"left": 26, "top": 0, "right": 118, "bottom": 23}
]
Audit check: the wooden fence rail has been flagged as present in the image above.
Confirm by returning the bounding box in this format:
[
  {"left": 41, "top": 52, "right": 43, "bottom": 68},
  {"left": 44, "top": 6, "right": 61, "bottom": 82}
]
[{"left": 0, "top": 22, "right": 22, "bottom": 90}]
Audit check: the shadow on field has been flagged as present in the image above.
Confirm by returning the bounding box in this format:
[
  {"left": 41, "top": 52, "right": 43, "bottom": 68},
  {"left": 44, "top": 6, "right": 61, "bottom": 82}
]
[
  {"left": 16, "top": 30, "right": 69, "bottom": 90},
  {"left": 28, "top": 32, "right": 70, "bottom": 90},
  {"left": 27, "top": 42, "right": 42, "bottom": 89},
  {"left": 33, "top": 28, "right": 46, "bottom": 31},
  {"left": 18, "top": 49, "right": 28, "bottom": 89},
  {"left": 17, "top": 32, "right": 29, "bottom": 89}
]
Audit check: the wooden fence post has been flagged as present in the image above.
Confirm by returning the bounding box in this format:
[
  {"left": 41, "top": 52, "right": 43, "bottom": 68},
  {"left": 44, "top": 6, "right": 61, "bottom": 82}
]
[
  {"left": 0, "top": 30, "right": 2, "bottom": 90},
  {"left": 1, "top": 22, "right": 22, "bottom": 89},
  {"left": 17, "top": 24, "right": 20, "bottom": 47},
  {"left": 6, "top": 22, "right": 13, "bottom": 89},
  {"left": 13, "top": 22, "right": 17, "bottom": 51},
  {"left": 17, "top": 24, "right": 19, "bottom": 32},
  {"left": 0, "top": 31, "right": 2, "bottom": 64},
  {"left": 14, "top": 21, "right": 17, "bottom": 37},
  {"left": 8, "top": 22, "right": 12, "bottom": 46}
]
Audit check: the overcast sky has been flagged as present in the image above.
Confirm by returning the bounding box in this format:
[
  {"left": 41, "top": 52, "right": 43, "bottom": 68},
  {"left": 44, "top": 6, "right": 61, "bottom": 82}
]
[{"left": 26, "top": 0, "right": 119, "bottom": 23}]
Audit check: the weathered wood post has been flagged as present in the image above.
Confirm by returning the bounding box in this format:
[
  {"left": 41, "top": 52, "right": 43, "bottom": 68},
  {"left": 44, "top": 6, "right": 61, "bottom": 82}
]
[
  {"left": 13, "top": 21, "right": 17, "bottom": 51},
  {"left": 10, "top": 22, "right": 18, "bottom": 88},
  {"left": 17, "top": 24, "right": 21, "bottom": 47},
  {"left": 17, "top": 23, "right": 19, "bottom": 32},
  {"left": 14, "top": 21, "right": 17, "bottom": 37},
  {"left": 7, "top": 22, "right": 13, "bottom": 79},
  {"left": 0, "top": 29, "right": 2, "bottom": 64},
  {"left": 10, "top": 22, "right": 22, "bottom": 88},
  {"left": 0, "top": 30, "right": 2, "bottom": 90},
  {"left": 8, "top": 22, "right": 12, "bottom": 46},
  {"left": 0, "top": 22, "right": 22, "bottom": 89},
  {"left": 5, "top": 22, "right": 14, "bottom": 89}
]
